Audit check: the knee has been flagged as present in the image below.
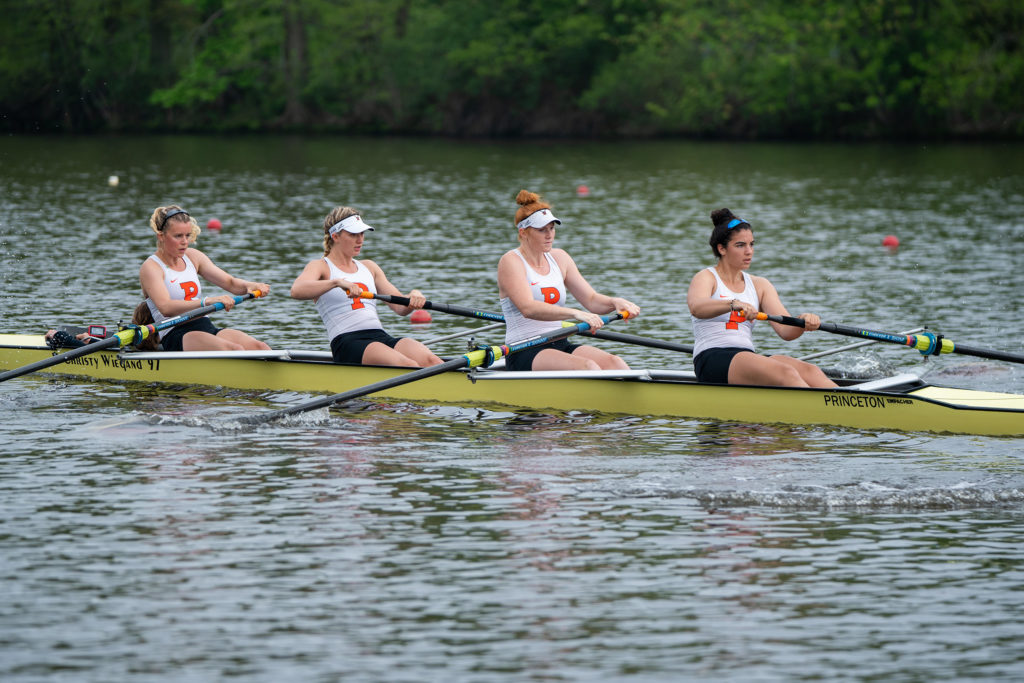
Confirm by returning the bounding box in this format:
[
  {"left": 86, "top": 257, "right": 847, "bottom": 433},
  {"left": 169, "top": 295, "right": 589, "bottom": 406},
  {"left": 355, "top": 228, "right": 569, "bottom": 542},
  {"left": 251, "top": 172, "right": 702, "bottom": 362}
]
[
  {"left": 779, "top": 365, "right": 805, "bottom": 386},
  {"left": 605, "top": 355, "right": 629, "bottom": 370}
]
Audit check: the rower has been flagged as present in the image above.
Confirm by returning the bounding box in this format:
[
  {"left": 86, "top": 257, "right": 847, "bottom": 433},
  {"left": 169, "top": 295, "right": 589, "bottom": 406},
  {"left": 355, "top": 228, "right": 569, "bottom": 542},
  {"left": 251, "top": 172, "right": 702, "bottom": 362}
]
[
  {"left": 686, "top": 208, "right": 837, "bottom": 387},
  {"left": 139, "top": 205, "right": 271, "bottom": 352},
  {"left": 497, "top": 189, "right": 641, "bottom": 371},
  {"left": 289, "top": 206, "right": 442, "bottom": 368}
]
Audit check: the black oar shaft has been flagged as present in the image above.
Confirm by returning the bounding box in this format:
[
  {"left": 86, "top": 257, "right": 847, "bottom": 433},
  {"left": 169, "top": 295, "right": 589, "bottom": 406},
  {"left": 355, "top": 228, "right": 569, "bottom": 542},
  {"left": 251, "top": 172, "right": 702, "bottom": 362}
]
[
  {"left": 238, "top": 355, "right": 474, "bottom": 424},
  {"left": 759, "top": 313, "right": 1024, "bottom": 365},
  {"left": 370, "top": 293, "right": 504, "bottom": 323},
  {"left": 579, "top": 328, "right": 693, "bottom": 354}
]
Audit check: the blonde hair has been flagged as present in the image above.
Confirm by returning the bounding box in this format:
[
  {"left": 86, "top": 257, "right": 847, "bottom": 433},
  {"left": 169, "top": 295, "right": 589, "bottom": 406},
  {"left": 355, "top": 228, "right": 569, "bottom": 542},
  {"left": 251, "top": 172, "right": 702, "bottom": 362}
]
[
  {"left": 513, "top": 189, "right": 552, "bottom": 230},
  {"left": 149, "top": 205, "right": 200, "bottom": 244},
  {"left": 321, "top": 206, "right": 360, "bottom": 256}
]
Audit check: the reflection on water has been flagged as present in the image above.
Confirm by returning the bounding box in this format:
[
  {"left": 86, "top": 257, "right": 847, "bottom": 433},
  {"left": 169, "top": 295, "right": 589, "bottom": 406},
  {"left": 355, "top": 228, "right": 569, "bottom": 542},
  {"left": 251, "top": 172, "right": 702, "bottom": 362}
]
[{"left": 2, "top": 137, "right": 1024, "bottom": 680}]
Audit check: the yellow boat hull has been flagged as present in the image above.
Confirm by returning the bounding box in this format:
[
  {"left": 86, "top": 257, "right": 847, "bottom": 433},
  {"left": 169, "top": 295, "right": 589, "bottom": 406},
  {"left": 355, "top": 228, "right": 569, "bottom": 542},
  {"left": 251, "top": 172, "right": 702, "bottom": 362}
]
[{"left": 2, "top": 334, "right": 1023, "bottom": 436}]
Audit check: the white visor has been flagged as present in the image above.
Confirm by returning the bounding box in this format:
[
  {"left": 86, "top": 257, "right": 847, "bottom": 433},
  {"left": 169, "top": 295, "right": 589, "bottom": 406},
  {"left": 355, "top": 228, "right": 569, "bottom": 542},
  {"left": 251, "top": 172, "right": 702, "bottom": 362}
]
[
  {"left": 516, "top": 208, "right": 561, "bottom": 230},
  {"left": 328, "top": 214, "right": 375, "bottom": 236}
]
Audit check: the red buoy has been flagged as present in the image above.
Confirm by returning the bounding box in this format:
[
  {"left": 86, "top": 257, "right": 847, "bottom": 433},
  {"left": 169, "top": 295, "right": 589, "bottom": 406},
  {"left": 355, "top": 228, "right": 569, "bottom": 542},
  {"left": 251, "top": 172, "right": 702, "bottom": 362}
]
[
  {"left": 207, "top": 218, "right": 222, "bottom": 231},
  {"left": 410, "top": 310, "right": 432, "bottom": 324},
  {"left": 882, "top": 235, "right": 899, "bottom": 248},
  {"left": 576, "top": 185, "right": 590, "bottom": 197}
]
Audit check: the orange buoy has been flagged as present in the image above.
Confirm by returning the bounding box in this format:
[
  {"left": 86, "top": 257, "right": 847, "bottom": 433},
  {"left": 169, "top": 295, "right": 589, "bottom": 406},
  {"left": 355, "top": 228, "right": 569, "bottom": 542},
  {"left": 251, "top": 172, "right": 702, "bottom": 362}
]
[
  {"left": 207, "top": 218, "right": 222, "bottom": 231},
  {"left": 576, "top": 184, "right": 590, "bottom": 197},
  {"left": 882, "top": 235, "right": 899, "bottom": 248},
  {"left": 410, "top": 310, "right": 432, "bottom": 324}
]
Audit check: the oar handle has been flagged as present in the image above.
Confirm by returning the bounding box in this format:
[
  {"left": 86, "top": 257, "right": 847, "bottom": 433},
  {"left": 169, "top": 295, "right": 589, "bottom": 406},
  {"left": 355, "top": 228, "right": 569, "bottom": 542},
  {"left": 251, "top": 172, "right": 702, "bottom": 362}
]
[{"left": 756, "top": 312, "right": 806, "bottom": 328}]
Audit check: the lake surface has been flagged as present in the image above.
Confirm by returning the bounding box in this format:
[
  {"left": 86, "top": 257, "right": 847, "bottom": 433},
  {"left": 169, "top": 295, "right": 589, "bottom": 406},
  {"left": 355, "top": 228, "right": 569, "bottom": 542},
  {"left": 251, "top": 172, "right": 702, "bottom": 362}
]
[{"left": 2, "top": 135, "right": 1024, "bottom": 681}]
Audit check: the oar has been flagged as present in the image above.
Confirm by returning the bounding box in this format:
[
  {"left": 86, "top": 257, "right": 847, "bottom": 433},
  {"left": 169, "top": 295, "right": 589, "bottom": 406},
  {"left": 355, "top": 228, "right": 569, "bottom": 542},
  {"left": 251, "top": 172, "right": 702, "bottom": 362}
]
[
  {"left": 234, "top": 311, "right": 630, "bottom": 425},
  {"left": 756, "top": 313, "right": 1024, "bottom": 365},
  {"left": 0, "top": 292, "right": 263, "bottom": 383},
  {"left": 359, "top": 291, "right": 504, "bottom": 323},
  {"left": 798, "top": 327, "right": 924, "bottom": 361},
  {"left": 362, "top": 292, "right": 692, "bottom": 354}
]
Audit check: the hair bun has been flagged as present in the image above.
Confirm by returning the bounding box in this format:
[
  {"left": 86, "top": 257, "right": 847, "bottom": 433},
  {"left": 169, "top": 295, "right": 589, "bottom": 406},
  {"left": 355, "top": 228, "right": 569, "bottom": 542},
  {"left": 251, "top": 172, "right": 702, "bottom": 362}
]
[
  {"left": 516, "top": 189, "right": 540, "bottom": 206},
  {"left": 710, "top": 208, "right": 734, "bottom": 226}
]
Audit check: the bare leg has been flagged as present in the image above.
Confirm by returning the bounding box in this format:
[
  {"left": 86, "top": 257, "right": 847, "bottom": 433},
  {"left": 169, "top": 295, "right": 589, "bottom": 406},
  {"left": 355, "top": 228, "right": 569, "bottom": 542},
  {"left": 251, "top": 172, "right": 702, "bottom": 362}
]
[
  {"left": 360, "top": 341, "right": 433, "bottom": 368},
  {"left": 572, "top": 344, "right": 629, "bottom": 370},
  {"left": 393, "top": 338, "right": 443, "bottom": 367},
  {"left": 769, "top": 355, "right": 838, "bottom": 388},
  {"left": 727, "top": 351, "right": 809, "bottom": 387},
  {"left": 531, "top": 348, "right": 601, "bottom": 371},
  {"left": 216, "top": 328, "right": 271, "bottom": 351},
  {"left": 181, "top": 330, "right": 245, "bottom": 351}
]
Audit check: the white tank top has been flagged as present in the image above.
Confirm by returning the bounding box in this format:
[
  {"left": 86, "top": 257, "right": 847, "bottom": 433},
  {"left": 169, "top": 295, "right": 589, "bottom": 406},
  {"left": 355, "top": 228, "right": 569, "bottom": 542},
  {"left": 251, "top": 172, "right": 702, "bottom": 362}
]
[
  {"left": 691, "top": 267, "right": 759, "bottom": 357},
  {"left": 500, "top": 250, "right": 566, "bottom": 344},
  {"left": 144, "top": 253, "right": 203, "bottom": 340},
  {"left": 315, "top": 258, "right": 383, "bottom": 342}
]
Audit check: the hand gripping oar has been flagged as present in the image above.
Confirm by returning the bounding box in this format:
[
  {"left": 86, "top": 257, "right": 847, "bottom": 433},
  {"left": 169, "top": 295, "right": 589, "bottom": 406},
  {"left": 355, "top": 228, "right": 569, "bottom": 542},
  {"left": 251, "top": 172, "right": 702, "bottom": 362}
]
[
  {"left": 234, "top": 311, "right": 631, "bottom": 425},
  {"left": 0, "top": 292, "right": 263, "bottom": 383},
  {"left": 362, "top": 292, "right": 692, "bottom": 354},
  {"left": 756, "top": 312, "right": 1024, "bottom": 365}
]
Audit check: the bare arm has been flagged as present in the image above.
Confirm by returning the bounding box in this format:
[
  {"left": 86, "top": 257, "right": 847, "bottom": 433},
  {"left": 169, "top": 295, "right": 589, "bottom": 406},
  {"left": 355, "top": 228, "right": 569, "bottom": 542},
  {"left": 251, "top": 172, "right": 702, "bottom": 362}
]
[
  {"left": 755, "top": 277, "right": 821, "bottom": 340},
  {"left": 365, "top": 260, "right": 426, "bottom": 316},
  {"left": 558, "top": 250, "right": 640, "bottom": 319},
  {"left": 191, "top": 249, "right": 270, "bottom": 298},
  {"left": 686, "top": 269, "right": 737, "bottom": 319},
  {"left": 290, "top": 259, "right": 361, "bottom": 300}
]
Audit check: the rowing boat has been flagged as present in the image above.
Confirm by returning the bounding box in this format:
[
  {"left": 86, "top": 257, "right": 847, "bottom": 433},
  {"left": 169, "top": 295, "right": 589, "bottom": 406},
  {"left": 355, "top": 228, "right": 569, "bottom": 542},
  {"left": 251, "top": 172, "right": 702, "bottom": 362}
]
[{"left": 1, "top": 333, "right": 1022, "bottom": 436}]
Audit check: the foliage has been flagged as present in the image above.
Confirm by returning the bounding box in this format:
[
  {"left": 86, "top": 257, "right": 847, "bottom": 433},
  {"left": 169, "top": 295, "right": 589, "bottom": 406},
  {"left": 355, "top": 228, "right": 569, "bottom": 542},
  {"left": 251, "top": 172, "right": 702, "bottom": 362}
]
[{"left": 1, "top": 0, "right": 1022, "bottom": 138}]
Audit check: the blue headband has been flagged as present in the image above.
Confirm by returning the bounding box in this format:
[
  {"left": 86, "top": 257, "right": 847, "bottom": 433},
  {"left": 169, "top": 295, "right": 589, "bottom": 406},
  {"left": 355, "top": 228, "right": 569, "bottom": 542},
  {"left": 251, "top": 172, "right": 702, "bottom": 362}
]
[{"left": 726, "top": 218, "right": 749, "bottom": 229}]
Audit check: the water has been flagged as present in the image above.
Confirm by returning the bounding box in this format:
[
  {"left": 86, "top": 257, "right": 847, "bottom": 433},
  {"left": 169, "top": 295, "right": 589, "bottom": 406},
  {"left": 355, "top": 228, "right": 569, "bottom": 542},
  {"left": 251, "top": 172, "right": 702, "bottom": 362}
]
[{"left": 2, "top": 135, "right": 1024, "bottom": 681}]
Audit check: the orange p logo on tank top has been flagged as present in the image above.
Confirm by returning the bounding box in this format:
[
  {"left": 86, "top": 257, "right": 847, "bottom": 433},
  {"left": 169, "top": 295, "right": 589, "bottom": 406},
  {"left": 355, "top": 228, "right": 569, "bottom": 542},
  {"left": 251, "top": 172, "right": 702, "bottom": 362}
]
[
  {"left": 350, "top": 282, "right": 370, "bottom": 309},
  {"left": 540, "top": 287, "right": 560, "bottom": 305},
  {"left": 180, "top": 281, "right": 199, "bottom": 300}
]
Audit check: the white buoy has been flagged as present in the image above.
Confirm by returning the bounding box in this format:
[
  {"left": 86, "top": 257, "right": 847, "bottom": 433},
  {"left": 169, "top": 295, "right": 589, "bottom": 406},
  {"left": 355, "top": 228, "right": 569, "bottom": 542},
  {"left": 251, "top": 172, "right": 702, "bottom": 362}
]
[{"left": 108, "top": 175, "right": 119, "bottom": 187}]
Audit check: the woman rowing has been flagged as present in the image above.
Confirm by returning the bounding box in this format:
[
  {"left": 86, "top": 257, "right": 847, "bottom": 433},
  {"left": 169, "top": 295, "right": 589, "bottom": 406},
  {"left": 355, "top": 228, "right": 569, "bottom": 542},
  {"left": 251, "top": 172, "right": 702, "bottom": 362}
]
[
  {"left": 687, "top": 208, "right": 836, "bottom": 387},
  {"left": 290, "top": 206, "right": 442, "bottom": 368},
  {"left": 497, "top": 189, "right": 641, "bottom": 371},
  {"left": 140, "top": 205, "right": 271, "bottom": 351}
]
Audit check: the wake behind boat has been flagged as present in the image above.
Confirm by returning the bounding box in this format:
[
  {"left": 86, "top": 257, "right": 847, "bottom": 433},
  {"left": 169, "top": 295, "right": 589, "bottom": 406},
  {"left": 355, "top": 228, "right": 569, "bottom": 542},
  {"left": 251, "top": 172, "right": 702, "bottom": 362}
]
[{"left": 2, "top": 333, "right": 1022, "bottom": 436}]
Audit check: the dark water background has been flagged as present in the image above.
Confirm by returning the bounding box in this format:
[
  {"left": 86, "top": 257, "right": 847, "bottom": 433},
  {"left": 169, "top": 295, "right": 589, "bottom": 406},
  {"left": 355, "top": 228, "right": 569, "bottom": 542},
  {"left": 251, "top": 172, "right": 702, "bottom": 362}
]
[{"left": 1, "top": 135, "right": 1023, "bottom": 681}]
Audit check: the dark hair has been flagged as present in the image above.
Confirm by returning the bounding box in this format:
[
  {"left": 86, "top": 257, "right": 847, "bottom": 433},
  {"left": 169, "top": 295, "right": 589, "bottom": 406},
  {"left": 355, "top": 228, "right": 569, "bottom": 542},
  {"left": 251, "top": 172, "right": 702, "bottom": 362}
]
[
  {"left": 708, "top": 208, "right": 751, "bottom": 259},
  {"left": 132, "top": 301, "right": 159, "bottom": 351}
]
